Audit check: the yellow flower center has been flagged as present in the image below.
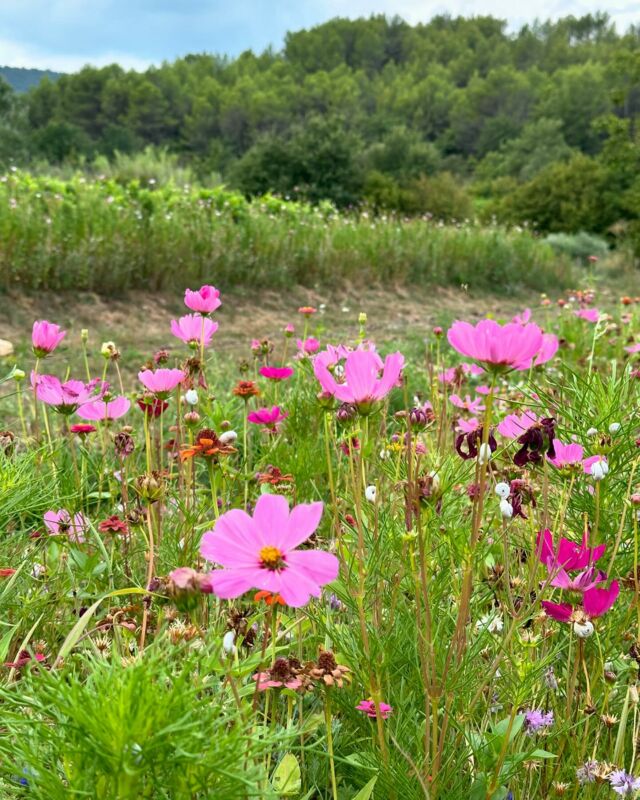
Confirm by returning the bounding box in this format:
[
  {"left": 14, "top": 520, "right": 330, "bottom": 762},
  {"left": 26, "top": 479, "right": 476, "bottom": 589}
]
[{"left": 259, "top": 545, "right": 285, "bottom": 571}]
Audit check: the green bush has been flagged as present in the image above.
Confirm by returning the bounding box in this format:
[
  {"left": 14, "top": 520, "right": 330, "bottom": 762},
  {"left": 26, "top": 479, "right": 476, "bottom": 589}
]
[{"left": 544, "top": 231, "right": 610, "bottom": 260}]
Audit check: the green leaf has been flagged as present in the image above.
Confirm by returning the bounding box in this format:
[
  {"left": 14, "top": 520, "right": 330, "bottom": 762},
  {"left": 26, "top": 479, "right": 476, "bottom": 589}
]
[
  {"left": 351, "top": 775, "right": 378, "bottom": 799},
  {"left": 469, "top": 775, "right": 488, "bottom": 800},
  {"left": 271, "top": 753, "right": 301, "bottom": 797}
]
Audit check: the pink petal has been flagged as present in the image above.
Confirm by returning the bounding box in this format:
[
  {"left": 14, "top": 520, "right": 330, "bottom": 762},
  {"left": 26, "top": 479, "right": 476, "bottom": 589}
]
[
  {"left": 583, "top": 581, "right": 619, "bottom": 617},
  {"left": 280, "top": 501, "right": 324, "bottom": 550},
  {"left": 541, "top": 601, "right": 573, "bottom": 622},
  {"left": 207, "top": 568, "right": 258, "bottom": 599},
  {"left": 199, "top": 509, "right": 263, "bottom": 566},
  {"left": 286, "top": 549, "right": 339, "bottom": 584}
]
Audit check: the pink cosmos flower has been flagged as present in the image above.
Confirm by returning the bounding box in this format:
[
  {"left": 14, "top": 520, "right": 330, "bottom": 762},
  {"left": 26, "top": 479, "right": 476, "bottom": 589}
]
[
  {"left": 514, "top": 333, "right": 559, "bottom": 370},
  {"left": 583, "top": 454, "right": 608, "bottom": 475},
  {"left": 297, "top": 337, "right": 320, "bottom": 356},
  {"left": 438, "top": 362, "right": 484, "bottom": 384},
  {"left": 31, "top": 374, "right": 103, "bottom": 415},
  {"left": 76, "top": 396, "right": 131, "bottom": 421},
  {"left": 314, "top": 343, "right": 359, "bottom": 371},
  {"left": 44, "top": 510, "right": 88, "bottom": 543},
  {"left": 32, "top": 320, "right": 66, "bottom": 358},
  {"left": 171, "top": 314, "right": 218, "bottom": 348},
  {"left": 314, "top": 350, "right": 404, "bottom": 412},
  {"left": 547, "top": 439, "right": 584, "bottom": 469},
  {"left": 536, "top": 529, "right": 605, "bottom": 571},
  {"left": 247, "top": 406, "right": 288, "bottom": 430},
  {"left": 449, "top": 394, "right": 485, "bottom": 413},
  {"left": 497, "top": 410, "right": 539, "bottom": 438},
  {"left": 574, "top": 308, "right": 600, "bottom": 323},
  {"left": 512, "top": 309, "right": 532, "bottom": 324},
  {"left": 169, "top": 567, "right": 214, "bottom": 594},
  {"left": 259, "top": 366, "right": 294, "bottom": 381},
  {"left": 447, "top": 319, "right": 544, "bottom": 372},
  {"left": 356, "top": 700, "right": 393, "bottom": 719},
  {"left": 542, "top": 581, "right": 619, "bottom": 623},
  {"left": 457, "top": 416, "right": 479, "bottom": 433},
  {"left": 184, "top": 285, "right": 221, "bottom": 314},
  {"left": 625, "top": 343, "right": 640, "bottom": 354},
  {"left": 138, "top": 368, "right": 185, "bottom": 396},
  {"left": 199, "top": 493, "right": 339, "bottom": 607},
  {"left": 284, "top": 323, "right": 295, "bottom": 335}
]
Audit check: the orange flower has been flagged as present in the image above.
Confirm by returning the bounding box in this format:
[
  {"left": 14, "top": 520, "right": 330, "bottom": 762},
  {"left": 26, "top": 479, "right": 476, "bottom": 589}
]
[
  {"left": 254, "top": 590, "right": 286, "bottom": 606},
  {"left": 180, "top": 429, "right": 236, "bottom": 462},
  {"left": 233, "top": 380, "right": 260, "bottom": 398}
]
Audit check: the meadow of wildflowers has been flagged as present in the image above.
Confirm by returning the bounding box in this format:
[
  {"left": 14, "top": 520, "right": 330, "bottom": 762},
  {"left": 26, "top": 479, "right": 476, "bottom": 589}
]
[
  {"left": 0, "top": 171, "right": 574, "bottom": 295},
  {"left": 1, "top": 285, "right": 640, "bottom": 799}
]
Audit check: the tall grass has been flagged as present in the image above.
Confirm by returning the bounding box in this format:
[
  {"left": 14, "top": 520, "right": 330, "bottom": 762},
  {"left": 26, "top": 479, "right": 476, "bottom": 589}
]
[{"left": 0, "top": 171, "right": 573, "bottom": 294}]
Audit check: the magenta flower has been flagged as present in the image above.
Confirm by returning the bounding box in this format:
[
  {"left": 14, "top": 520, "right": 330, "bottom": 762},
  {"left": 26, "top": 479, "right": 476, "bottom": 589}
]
[
  {"left": 574, "top": 308, "right": 600, "bottom": 323},
  {"left": 168, "top": 567, "right": 214, "bottom": 594},
  {"left": 31, "top": 374, "right": 103, "bottom": 415},
  {"left": 497, "top": 410, "right": 539, "bottom": 438},
  {"left": 32, "top": 320, "right": 66, "bottom": 358},
  {"left": 76, "top": 396, "right": 131, "bottom": 421},
  {"left": 314, "top": 350, "right": 404, "bottom": 412},
  {"left": 69, "top": 423, "right": 96, "bottom": 435},
  {"left": 259, "top": 366, "right": 294, "bottom": 381},
  {"left": 170, "top": 314, "right": 218, "bottom": 348},
  {"left": 44, "top": 510, "right": 88, "bottom": 543},
  {"left": 297, "top": 337, "right": 320, "bottom": 356},
  {"left": 542, "top": 580, "right": 619, "bottom": 623},
  {"left": 536, "top": 529, "right": 605, "bottom": 571},
  {"left": 247, "top": 406, "right": 288, "bottom": 430},
  {"left": 356, "top": 700, "right": 393, "bottom": 719},
  {"left": 199, "top": 493, "right": 339, "bottom": 607},
  {"left": 547, "top": 439, "right": 584, "bottom": 469},
  {"left": 138, "top": 368, "right": 185, "bottom": 396},
  {"left": 449, "top": 394, "right": 485, "bottom": 413},
  {"left": 184, "top": 285, "right": 221, "bottom": 314},
  {"left": 447, "top": 319, "right": 544, "bottom": 372},
  {"left": 625, "top": 343, "right": 640, "bottom": 354}
]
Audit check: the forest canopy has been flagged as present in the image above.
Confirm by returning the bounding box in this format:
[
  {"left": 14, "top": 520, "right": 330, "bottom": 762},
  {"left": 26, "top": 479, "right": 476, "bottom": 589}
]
[{"left": 2, "top": 12, "right": 640, "bottom": 236}]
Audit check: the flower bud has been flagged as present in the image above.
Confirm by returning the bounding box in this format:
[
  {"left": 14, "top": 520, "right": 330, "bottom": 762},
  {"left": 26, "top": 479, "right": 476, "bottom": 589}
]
[
  {"left": 222, "top": 630, "right": 237, "bottom": 656},
  {"left": 478, "top": 443, "right": 492, "bottom": 465},
  {"left": 358, "top": 312, "right": 367, "bottom": 325},
  {"left": 499, "top": 499, "right": 514, "bottom": 519},
  {"left": 365, "top": 485, "right": 377, "bottom": 502},
  {"left": 184, "top": 388, "right": 199, "bottom": 406},
  {"left": 609, "top": 422, "right": 621, "bottom": 434},
  {"left": 586, "top": 427, "right": 598, "bottom": 437},
  {"left": 495, "top": 482, "right": 510, "bottom": 500},
  {"left": 590, "top": 461, "right": 609, "bottom": 480},
  {"left": 13, "top": 368, "right": 25, "bottom": 381},
  {"left": 81, "top": 329, "right": 89, "bottom": 342},
  {"left": 220, "top": 430, "right": 238, "bottom": 445},
  {"left": 184, "top": 411, "right": 201, "bottom": 427}
]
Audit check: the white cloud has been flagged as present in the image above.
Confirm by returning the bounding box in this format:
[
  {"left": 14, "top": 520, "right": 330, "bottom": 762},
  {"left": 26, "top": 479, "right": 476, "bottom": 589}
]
[{"left": 0, "top": 37, "right": 153, "bottom": 72}]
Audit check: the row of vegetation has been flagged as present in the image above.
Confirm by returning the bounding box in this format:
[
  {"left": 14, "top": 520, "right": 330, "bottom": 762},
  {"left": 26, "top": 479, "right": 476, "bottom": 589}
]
[
  {"left": 0, "top": 171, "right": 577, "bottom": 294},
  {"left": 1, "top": 13, "right": 640, "bottom": 244}
]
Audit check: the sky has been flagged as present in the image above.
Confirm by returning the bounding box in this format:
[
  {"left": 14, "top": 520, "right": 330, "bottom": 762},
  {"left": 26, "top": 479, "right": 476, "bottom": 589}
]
[{"left": 0, "top": 0, "right": 638, "bottom": 72}]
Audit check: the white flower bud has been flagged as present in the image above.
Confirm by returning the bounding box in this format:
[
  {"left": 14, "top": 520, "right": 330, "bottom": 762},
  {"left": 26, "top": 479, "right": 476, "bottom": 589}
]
[
  {"left": 590, "top": 461, "right": 609, "bottom": 481},
  {"left": 609, "top": 422, "right": 621, "bottom": 434},
  {"left": 219, "top": 430, "right": 237, "bottom": 444},
  {"left": 31, "top": 563, "right": 45, "bottom": 578},
  {"left": 478, "top": 443, "right": 492, "bottom": 464},
  {"left": 573, "top": 620, "right": 594, "bottom": 639},
  {"left": 429, "top": 471, "right": 441, "bottom": 491},
  {"left": 13, "top": 368, "right": 25, "bottom": 381},
  {"left": 499, "top": 499, "right": 514, "bottom": 519},
  {"left": 365, "top": 485, "right": 377, "bottom": 502},
  {"left": 184, "top": 389, "right": 199, "bottom": 406},
  {"left": 101, "top": 340, "right": 116, "bottom": 358},
  {"left": 495, "top": 482, "right": 511, "bottom": 499},
  {"left": 586, "top": 427, "right": 598, "bottom": 437},
  {"left": 222, "top": 630, "right": 237, "bottom": 655}
]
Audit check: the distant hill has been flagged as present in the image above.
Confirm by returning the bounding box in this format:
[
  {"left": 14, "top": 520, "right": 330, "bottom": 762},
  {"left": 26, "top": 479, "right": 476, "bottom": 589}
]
[{"left": 0, "top": 66, "right": 62, "bottom": 92}]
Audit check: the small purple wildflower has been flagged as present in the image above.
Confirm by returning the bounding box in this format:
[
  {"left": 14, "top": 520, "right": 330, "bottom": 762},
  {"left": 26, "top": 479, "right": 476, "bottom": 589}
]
[
  {"left": 609, "top": 770, "right": 640, "bottom": 796},
  {"left": 523, "top": 709, "right": 554, "bottom": 734}
]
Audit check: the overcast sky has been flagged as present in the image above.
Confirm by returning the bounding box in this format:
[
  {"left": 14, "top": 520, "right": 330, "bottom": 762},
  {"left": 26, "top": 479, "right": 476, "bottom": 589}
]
[{"left": 1, "top": 0, "right": 638, "bottom": 72}]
